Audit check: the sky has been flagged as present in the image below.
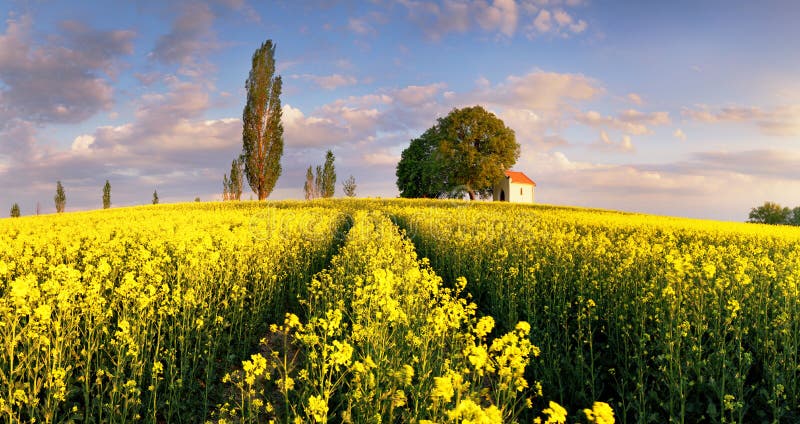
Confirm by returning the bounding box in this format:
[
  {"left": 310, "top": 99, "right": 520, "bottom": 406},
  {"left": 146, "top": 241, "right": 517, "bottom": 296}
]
[{"left": 1, "top": 0, "right": 799, "bottom": 221}]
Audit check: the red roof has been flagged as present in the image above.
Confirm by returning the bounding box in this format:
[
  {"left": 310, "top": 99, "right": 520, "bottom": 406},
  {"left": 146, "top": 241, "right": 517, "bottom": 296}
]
[{"left": 505, "top": 170, "right": 536, "bottom": 186}]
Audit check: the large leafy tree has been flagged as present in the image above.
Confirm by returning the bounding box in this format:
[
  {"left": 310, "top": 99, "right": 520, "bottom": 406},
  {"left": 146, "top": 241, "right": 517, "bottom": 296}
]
[
  {"left": 396, "top": 128, "right": 451, "bottom": 198},
  {"left": 241, "top": 40, "right": 284, "bottom": 200},
  {"left": 54, "top": 181, "right": 66, "bottom": 213},
  {"left": 103, "top": 180, "right": 111, "bottom": 209},
  {"left": 397, "top": 106, "right": 519, "bottom": 200},
  {"left": 748, "top": 201, "right": 790, "bottom": 225}
]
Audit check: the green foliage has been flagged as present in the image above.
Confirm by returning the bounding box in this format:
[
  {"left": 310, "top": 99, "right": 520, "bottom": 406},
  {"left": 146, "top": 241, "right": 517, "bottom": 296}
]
[
  {"left": 241, "top": 40, "right": 284, "bottom": 200},
  {"left": 304, "top": 151, "right": 336, "bottom": 199},
  {"left": 152, "top": 190, "right": 159, "bottom": 205},
  {"left": 303, "top": 166, "right": 315, "bottom": 200},
  {"left": 103, "top": 180, "right": 111, "bottom": 209},
  {"left": 396, "top": 128, "right": 452, "bottom": 198},
  {"left": 223, "top": 159, "right": 244, "bottom": 201},
  {"left": 54, "top": 181, "right": 66, "bottom": 213},
  {"left": 195, "top": 197, "right": 201, "bottom": 202},
  {"left": 10, "top": 203, "right": 20, "bottom": 218},
  {"left": 342, "top": 175, "right": 357, "bottom": 197},
  {"left": 788, "top": 206, "right": 800, "bottom": 226},
  {"left": 396, "top": 105, "right": 519, "bottom": 200},
  {"left": 320, "top": 150, "right": 336, "bottom": 198},
  {"left": 748, "top": 201, "right": 791, "bottom": 224}
]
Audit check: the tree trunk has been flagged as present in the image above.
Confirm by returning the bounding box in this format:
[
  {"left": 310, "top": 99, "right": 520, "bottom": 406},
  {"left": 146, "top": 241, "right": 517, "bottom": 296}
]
[
  {"left": 259, "top": 191, "right": 267, "bottom": 200},
  {"left": 468, "top": 190, "right": 476, "bottom": 200}
]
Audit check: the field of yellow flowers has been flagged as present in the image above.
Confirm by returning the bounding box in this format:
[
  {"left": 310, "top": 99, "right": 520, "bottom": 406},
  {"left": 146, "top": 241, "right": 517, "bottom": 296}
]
[
  {"left": 388, "top": 200, "right": 800, "bottom": 423},
  {"left": 2, "top": 198, "right": 797, "bottom": 423}
]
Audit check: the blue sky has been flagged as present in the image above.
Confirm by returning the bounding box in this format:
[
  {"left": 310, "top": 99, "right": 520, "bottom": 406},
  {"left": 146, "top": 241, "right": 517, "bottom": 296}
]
[{"left": 1, "top": 0, "right": 799, "bottom": 220}]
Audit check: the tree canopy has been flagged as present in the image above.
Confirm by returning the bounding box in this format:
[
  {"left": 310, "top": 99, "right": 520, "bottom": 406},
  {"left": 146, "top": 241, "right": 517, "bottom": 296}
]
[
  {"left": 396, "top": 105, "right": 519, "bottom": 200},
  {"left": 747, "top": 201, "right": 798, "bottom": 225}
]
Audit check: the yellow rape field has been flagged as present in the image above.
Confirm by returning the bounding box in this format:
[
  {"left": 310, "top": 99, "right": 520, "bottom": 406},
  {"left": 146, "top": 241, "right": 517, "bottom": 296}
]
[
  {"left": 387, "top": 199, "right": 800, "bottom": 423},
  {"left": 0, "top": 202, "right": 347, "bottom": 423},
  {"left": 4, "top": 198, "right": 795, "bottom": 423}
]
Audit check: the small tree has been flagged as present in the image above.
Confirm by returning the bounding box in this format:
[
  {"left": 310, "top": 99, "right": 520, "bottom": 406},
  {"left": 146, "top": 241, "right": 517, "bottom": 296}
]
[
  {"left": 223, "top": 173, "right": 231, "bottom": 201},
  {"left": 343, "top": 175, "right": 357, "bottom": 197},
  {"left": 230, "top": 159, "right": 244, "bottom": 200},
  {"left": 36, "top": 202, "right": 40, "bottom": 215},
  {"left": 10, "top": 203, "right": 20, "bottom": 217},
  {"left": 152, "top": 190, "right": 159, "bottom": 205},
  {"left": 320, "top": 150, "right": 336, "bottom": 198},
  {"left": 195, "top": 197, "right": 201, "bottom": 202},
  {"left": 54, "top": 181, "right": 66, "bottom": 213},
  {"left": 747, "top": 201, "right": 790, "bottom": 225},
  {"left": 303, "top": 166, "right": 316, "bottom": 200},
  {"left": 103, "top": 180, "right": 111, "bottom": 209}
]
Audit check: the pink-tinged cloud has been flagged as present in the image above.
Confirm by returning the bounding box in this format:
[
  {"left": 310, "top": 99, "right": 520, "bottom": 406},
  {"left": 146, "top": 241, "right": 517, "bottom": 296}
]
[
  {"left": 683, "top": 104, "right": 800, "bottom": 136},
  {"left": 290, "top": 73, "right": 358, "bottom": 90},
  {"left": 576, "top": 109, "right": 670, "bottom": 135},
  {"left": 0, "top": 14, "right": 134, "bottom": 124}
]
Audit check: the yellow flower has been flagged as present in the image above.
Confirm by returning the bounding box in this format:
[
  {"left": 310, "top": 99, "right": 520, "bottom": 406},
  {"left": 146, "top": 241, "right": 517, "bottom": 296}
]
[
  {"left": 542, "top": 401, "right": 568, "bottom": 424},
  {"left": 307, "top": 395, "right": 328, "bottom": 423},
  {"left": 432, "top": 376, "right": 454, "bottom": 402},
  {"left": 584, "top": 402, "right": 615, "bottom": 424}
]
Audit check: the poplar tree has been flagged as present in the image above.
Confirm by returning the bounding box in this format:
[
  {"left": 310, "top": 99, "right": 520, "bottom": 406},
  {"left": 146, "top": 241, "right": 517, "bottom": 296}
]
[
  {"left": 54, "top": 181, "right": 66, "bottom": 213},
  {"left": 10, "top": 203, "right": 20, "bottom": 217},
  {"left": 152, "top": 190, "right": 159, "bottom": 205},
  {"left": 241, "top": 39, "right": 283, "bottom": 200},
  {"left": 303, "top": 166, "right": 316, "bottom": 200},
  {"left": 230, "top": 159, "right": 244, "bottom": 200},
  {"left": 320, "top": 150, "right": 336, "bottom": 198},
  {"left": 103, "top": 180, "right": 111, "bottom": 209}
]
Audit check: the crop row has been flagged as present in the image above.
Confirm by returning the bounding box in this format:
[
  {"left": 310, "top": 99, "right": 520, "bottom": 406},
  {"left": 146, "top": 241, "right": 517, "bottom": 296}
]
[
  {"left": 216, "top": 208, "right": 609, "bottom": 423},
  {"left": 0, "top": 203, "right": 347, "bottom": 423},
  {"left": 388, "top": 201, "right": 800, "bottom": 423}
]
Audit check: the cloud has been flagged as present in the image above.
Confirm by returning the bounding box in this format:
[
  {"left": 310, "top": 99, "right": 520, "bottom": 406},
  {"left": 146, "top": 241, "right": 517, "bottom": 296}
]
[
  {"left": 151, "top": 3, "right": 216, "bottom": 73},
  {"left": 527, "top": 7, "right": 586, "bottom": 38},
  {"left": 514, "top": 148, "right": 800, "bottom": 220},
  {"left": 682, "top": 104, "right": 800, "bottom": 136},
  {"left": 394, "top": 83, "right": 447, "bottom": 106},
  {"left": 71, "top": 135, "right": 96, "bottom": 152},
  {"left": 282, "top": 104, "right": 350, "bottom": 147},
  {"left": 576, "top": 109, "right": 670, "bottom": 135},
  {"left": 362, "top": 151, "right": 400, "bottom": 166},
  {"left": 475, "top": 0, "right": 519, "bottom": 36},
  {"left": 627, "top": 93, "right": 643, "bottom": 105},
  {"left": 591, "top": 131, "right": 634, "bottom": 152},
  {"left": 673, "top": 128, "right": 686, "bottom": 141},
  {"left": 0, "top": 13, "right": 134, "bottom": 124},
  {"left": 398, "top": 0, "right": 525, "bottom": 39},
  {"left": 290, "top": 73, "right": 358, "bottom": 90},
  {"left": 348, "top": 17, "right": 374, "bottom": 35},
  {"left": 468, "top": 69, "right": 602, "bottom": 111}
]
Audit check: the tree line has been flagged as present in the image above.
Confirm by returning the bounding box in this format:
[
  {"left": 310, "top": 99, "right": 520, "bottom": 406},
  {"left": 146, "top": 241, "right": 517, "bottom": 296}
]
[
  {"left": 747, "top": 201, "right": 800, "bottom": 225},
  {"left": 8, "top": 180, "right": 161, "bottom": 217}
]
